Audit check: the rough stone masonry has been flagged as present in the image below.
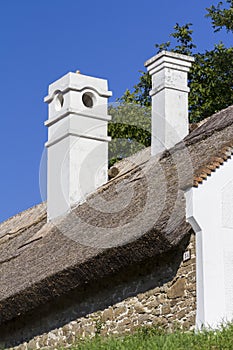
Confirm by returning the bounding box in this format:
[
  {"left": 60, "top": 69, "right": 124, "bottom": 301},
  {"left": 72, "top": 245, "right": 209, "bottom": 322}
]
[{"left": 4, "top": 232, "right": 196, "bottom": 350}]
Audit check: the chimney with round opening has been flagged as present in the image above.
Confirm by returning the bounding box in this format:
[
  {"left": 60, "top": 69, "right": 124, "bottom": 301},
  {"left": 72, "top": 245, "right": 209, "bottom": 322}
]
[{"left": 44, "top": 72, "right": 112, "bottom": 221}]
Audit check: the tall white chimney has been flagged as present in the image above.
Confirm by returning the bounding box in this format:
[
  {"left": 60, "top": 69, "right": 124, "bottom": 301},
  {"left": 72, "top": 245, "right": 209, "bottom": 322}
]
[
  {"left": 145, "top": 51, "right": 194, "bottom": 156},
  {"left": 44, "top": 72, "right": 112, "bottom": 221}
]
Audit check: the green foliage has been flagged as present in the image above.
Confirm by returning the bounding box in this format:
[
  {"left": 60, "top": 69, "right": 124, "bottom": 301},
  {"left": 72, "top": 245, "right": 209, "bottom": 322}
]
[
  {"left": 63, "top": 323, "right": 233, "bottom": 350},
  {"left": 206, "top": 0, "right": 233, "bottom": 32},
  {"left": 120, "top": 18, "right": 233, "bottom": 123},
  {"left": 155, "top": 23, "right": 196, "bottom": 55},
  {"left": 155, "top": 22, "right": 233, "bottom": 122},
  {"left": 189, "top": 43, "right": 233, "bottom": 122},
  {"left": 171, "top": 23, "right": 197, "bottom": 55},
  {"left": 118, "top": 70, "right": 151, "bottom": 107},
  {"left": 108, "top": 103, "right": 151, "bottom": 166},
  {"left": 108, "top": 2, "right": 233, "bottom": 165}
]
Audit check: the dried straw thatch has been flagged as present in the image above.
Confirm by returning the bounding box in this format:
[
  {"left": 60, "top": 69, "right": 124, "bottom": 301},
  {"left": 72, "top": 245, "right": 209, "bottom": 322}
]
[{"left": 0, "top": 105, "right": 233, "bottom": 324}]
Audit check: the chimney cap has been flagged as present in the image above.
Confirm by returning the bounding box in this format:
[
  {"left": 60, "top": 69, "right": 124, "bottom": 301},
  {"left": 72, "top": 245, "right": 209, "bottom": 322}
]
[
  {"left": 44, "top": 72, "right": 112, "bottom": 104},
  {"left": 144, "top": 50, "right": 195, "bottom": 72}
]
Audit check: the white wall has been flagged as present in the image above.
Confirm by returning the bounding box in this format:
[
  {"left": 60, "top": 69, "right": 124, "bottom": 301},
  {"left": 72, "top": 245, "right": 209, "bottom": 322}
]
[{"left": 186, "top": 157, "right": 233, "bottom": 329}]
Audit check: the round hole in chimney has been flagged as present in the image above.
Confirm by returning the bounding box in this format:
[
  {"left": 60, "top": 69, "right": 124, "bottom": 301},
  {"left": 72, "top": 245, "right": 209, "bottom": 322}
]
[
  {"left": 82, "top": 92, "right": 94, "bottom": 108},
  {"left": 54, "top": 92, "right": 64, "bottom": 111}
]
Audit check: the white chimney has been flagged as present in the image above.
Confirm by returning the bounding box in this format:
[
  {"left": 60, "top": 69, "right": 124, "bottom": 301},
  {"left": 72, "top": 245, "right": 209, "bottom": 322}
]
[
  {"left": 44, "top": 72, "right": 112, "bottom": 221},
  {"left": 145, "top": 51, "right": 194, "bottom": 156}
]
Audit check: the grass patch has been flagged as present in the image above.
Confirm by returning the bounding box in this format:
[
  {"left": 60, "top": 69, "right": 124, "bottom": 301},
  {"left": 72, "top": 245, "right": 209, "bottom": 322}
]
[{"left": 63, "top": 323, "right": 233, "bottom": 350}]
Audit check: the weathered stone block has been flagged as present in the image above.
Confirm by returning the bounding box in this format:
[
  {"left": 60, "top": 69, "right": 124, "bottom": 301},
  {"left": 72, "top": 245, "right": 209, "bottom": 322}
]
[
  {"left": 148, "top": 298, "right": 160, "bottom": 308},
  {"left": 188, "top": 271, "right": 196, "bottom": 280},
  {"left": 137, "top": 313, "right": 154, "bottom": 324},
  {"left": 16, "top": 344, "right": 27, "bottom": 350},
  {"left": 38, "top": 335, "right": 49, "bottom": 348},
  {"left": 167, "top": 278, "right": 186, "bottom": 299},
  {"left": 102, "top": 307, "right": 114, "bottom": 321},
  {"left": 151, "top": 307, "right": 161, "bottom": 316},
  {"left": 170, "top": 298, "right": 181, "bottom": 307},
  {"left": 182, "top": 258, "right": 195, "bottom": 267},
  {"left": 66, "top": 333, "right": 75, "bottom": 344},
  {"left": 187, "top": 284, "right": 196, "bottom": 292},
  {"left": 127, "top": 307, "right": 134, "bottom": 316},
  {"left": 137, "top": 293, "right": 146, "bottom": 302},
  {"left": 84, "top": 325, "right": 96, "bottom": 336},
  {"left": 157, "top": 294, "right": 166, "bottom": 303},
  {"left": 114, "top": 306, "right": 127, "bottom": 318},
  {"left": 176, "top": 308, "right": 187, "bottom": 319},
  {"left": 121, "top": 318, "right": 132, "bottom": 326},
  {"left": 161, "top": 304, "right": 171, "bottom": 315},
  {"left": 134, "top": 304, "right": 145, "bottom": 314},
  {"left": 27, "top": 339, "right": 39, "bottom": 350}
]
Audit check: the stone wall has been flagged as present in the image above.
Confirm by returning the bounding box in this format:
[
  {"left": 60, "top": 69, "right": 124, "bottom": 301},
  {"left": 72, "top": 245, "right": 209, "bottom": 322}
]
[{"left": 3, "top": 232, "right": 196, "bottom": 350}]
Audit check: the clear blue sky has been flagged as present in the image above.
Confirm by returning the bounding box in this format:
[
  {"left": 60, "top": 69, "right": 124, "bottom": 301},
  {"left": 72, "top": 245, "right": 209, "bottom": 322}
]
[{"left": 0, "top": 0, "right": 231, "bottom": 222}]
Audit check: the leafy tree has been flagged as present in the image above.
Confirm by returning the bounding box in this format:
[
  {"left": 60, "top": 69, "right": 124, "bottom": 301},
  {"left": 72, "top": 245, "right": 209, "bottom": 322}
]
[
  {"left": 156, "top": 21, "right": 233, "bottom": 122},
  {"left": 108, "top": 103, "right": 151, "bottom": 167},
  {"left": 206, "top": 0, "right": 233, "bottom": 32},
  {"left": 189, "top": 43, "right": 233, "bottom": 121},
  {"left": 118, "top": 2, "right": 233, "bottom": 123},
  {"left": 119, "top": 22, "right": 197, "bottom": 110},
  {"left": 119, "top": 70, "right": 151, "bottom": 107},
  {"left": 108, "top": 1, "right": 233, "bottom": 164},
  {"left": 155, "top": 23, "right": 196, "bottom": 55}
]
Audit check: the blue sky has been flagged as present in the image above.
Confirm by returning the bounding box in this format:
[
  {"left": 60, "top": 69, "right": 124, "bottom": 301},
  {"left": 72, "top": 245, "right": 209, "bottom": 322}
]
[{"left": 0, "top": 0, "right": 232, "bottom": 222}]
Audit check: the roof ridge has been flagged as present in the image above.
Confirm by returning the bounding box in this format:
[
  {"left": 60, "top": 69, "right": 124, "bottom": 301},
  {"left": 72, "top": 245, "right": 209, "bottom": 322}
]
[{"left": 0, "top": 202, "right": 46, "bottom": 227}]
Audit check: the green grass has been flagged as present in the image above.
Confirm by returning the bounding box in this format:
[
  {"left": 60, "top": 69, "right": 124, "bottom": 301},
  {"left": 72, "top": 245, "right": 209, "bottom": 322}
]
[{"left": 65, "top": 324, "right": 233, "bottom": 350}]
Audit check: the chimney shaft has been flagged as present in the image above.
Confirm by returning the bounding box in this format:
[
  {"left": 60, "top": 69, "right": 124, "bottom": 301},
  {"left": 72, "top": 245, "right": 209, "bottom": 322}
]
[
  {"left": 145, "top": 51, "right": 194, "bottom": 156},
  {"left": 44, "top": 72, "right": 112, "bottom": 221}
]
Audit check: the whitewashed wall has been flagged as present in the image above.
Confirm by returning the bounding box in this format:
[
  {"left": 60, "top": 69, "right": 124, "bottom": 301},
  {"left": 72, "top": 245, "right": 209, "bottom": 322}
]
[{"left": 186, "top": 157, "right": 233, "bottom": 329}]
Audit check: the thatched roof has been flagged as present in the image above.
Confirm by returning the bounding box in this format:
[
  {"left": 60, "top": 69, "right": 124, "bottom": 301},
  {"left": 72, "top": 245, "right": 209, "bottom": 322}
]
[{"left": 1, "top": 105, "right": 233, "bottom": 324}]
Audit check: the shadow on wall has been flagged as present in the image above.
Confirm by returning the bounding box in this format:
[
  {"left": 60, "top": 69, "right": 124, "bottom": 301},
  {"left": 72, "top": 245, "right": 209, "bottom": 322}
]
[{"left": 1, "top": 233, "right": 191, "bottom": 348}]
